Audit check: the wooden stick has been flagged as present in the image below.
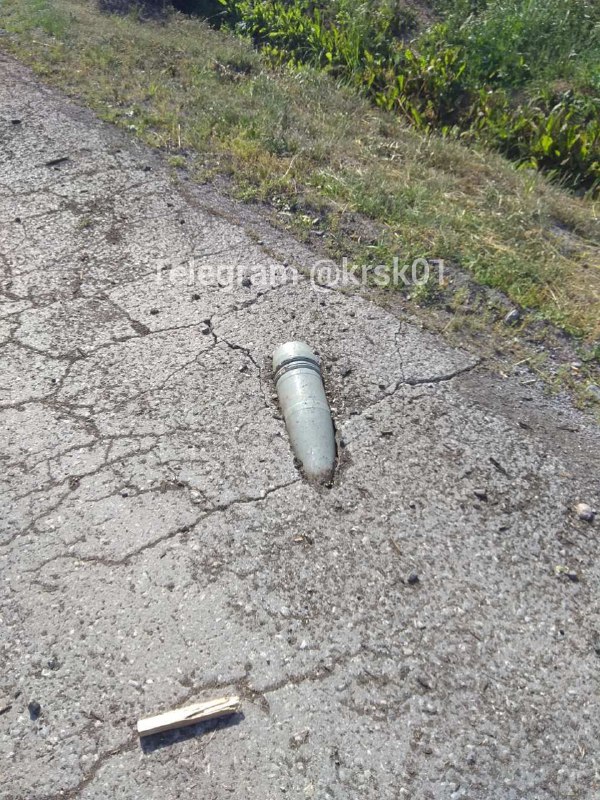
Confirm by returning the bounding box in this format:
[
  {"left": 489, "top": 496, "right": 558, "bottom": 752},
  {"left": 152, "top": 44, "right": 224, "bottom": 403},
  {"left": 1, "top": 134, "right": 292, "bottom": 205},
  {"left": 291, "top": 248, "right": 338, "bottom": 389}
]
[{"left": 137, "top": 695, "right": 241, "bottom": 737}]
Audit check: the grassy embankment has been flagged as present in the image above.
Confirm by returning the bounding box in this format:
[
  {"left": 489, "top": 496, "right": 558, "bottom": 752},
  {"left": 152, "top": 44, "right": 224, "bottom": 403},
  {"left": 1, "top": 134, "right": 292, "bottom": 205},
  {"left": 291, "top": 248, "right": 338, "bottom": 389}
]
[
  {"left": 0, "top": 0, "right": 598, "bottom": 398},
  {"left": 219, "top": 0, "right": 600, "bottom": 194}
]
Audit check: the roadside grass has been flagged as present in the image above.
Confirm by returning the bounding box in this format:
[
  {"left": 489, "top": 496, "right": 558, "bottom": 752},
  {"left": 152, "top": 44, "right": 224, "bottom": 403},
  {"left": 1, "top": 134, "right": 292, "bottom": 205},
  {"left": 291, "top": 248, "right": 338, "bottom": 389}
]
[
  {"left": 433, "top": 0, "right": 599, "bottom": 91},
  {"left": 0, "top": 0, "right": 598, "bottom": 358},
  {"left": 216, "top": 0, "right": 600, "bottom": 193}
]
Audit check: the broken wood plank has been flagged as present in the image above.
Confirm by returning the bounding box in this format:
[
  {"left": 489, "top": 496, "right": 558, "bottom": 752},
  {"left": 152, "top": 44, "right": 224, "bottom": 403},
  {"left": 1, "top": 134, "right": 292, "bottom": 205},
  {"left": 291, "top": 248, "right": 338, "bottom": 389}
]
[{"left": 137, "top": 695, "right": 241, "bottom": 737}]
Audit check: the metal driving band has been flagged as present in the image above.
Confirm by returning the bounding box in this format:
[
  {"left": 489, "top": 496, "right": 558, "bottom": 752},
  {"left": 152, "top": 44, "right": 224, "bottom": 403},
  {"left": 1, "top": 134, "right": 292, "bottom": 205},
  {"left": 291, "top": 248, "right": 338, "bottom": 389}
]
[{"left": 274, "top": 356, "right": 321, "bottom": 384}]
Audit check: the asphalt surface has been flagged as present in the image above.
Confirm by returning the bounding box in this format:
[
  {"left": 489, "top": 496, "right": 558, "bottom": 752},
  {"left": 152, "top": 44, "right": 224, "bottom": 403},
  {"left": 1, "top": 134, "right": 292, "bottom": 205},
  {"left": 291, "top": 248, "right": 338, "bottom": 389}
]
[{"left": 1, "top": 54, "right": 599, "bottom": 800}]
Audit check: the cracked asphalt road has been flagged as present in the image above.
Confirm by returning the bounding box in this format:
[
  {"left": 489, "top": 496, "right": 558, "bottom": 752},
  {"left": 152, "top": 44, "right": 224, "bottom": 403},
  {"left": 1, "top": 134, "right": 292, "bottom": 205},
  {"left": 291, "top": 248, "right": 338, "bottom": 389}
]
[{"left": 1, "top": 54, "right": 599, "bottom": 800}]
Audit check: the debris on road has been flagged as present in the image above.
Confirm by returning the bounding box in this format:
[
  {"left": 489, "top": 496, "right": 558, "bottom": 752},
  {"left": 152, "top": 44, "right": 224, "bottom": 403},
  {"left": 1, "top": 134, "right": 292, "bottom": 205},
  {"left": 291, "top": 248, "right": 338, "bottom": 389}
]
[
  {"left": 44, "top": 155, "right": 69, "bottom": 168},
  {"left": 273, "top": 341, "right": 336, "bottom": 483},
  {"left": 289, "top": 729, "right": 310, "bottom": 748},
  {"left": 489, "top": 456, "right": 509, "bottom": 477},
  {"left": 137, "top": 695, "right": 241, "bottom": 737},
  {"left": 554, "top": 565, "right": 580, "bottom": 583},
  {"left": 0, "top": 697, "right": 12, "bottom": 716},
  {"left": 27, "top": 700, "right": 41, "bottom": 720},
  {"left": 574, "top": 502, "right": 595, "bottom": 522}
]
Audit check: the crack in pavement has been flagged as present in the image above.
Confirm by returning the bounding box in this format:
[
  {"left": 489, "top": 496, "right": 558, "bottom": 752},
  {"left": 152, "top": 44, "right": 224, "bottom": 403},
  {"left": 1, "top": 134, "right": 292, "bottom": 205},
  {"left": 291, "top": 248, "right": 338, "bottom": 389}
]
[
  {"left": 35, "top": 645, "right": 362, "bottom": 800},
  {"left": 0, "top": 282, "right": 292, "bottom": 370},
  {"left": 16, "top": 476, "right": 302, "bottom": 572},
  {"left": 3, "top": 52, "right": 599, "bottom": 800},
  {"left": 38, "top": 736, "right": 139, "bottom": 800},
  {"left": 342, "top": 356, "right": 483, "bottom": 431}
]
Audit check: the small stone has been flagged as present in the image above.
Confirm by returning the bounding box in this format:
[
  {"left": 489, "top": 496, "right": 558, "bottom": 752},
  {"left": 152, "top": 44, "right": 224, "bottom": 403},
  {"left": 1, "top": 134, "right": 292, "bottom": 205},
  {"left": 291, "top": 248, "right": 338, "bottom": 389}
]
[
  {"left": 289, "top": 729, "right": 310, "bottom": 748},
  {"left": 149, "top": 308, "right": 160, "bottom": 316},
  {"left": 555, "top": 565, "right": 579, "bottom": 582},
  {"left": 407, "top": 573, "right": 420, "bottom": 585},
  {"left": 474, "top": 488, "right": 488, "bottom": 501},
  {"left": 504, "top": 309, "right": 521, "bottom": 326},
  {"left": 586, "top": 384, "right": 600, "bottom": 402},
  {"left": 416, "top": 673, "right": 432, "bottom": 690},
  {"left": 575, "top": 503, "right": 595, "bottom": 522},
  {"left": 201, "top": 326, "right": 211, "bottom": 335},
  {"left": 47, "top": 656, "right": 60, "bottom": 671},
  {"left": 28, "top": 701, "right": 41, "bottom": 720},
  {"left": 241, "top": 277, "right": 252, "bottom": 288}
]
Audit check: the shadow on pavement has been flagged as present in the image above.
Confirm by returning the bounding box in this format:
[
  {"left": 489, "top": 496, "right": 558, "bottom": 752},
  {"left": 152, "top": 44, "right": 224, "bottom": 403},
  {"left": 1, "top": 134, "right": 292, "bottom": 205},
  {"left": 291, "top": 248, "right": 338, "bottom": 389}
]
[{"left": 139, "top": 711, "right": 245, "bottom": 753}]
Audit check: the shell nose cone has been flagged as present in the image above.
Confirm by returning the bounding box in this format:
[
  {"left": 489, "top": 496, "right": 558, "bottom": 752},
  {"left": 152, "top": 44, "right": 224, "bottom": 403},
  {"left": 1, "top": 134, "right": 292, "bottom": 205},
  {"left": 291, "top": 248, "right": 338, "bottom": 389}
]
[
  {"left": 273, "top": 341, "right": 336, "bottom": 483},
  {"left": 288, "top": 414, "right": 336, "bottom": 481}
]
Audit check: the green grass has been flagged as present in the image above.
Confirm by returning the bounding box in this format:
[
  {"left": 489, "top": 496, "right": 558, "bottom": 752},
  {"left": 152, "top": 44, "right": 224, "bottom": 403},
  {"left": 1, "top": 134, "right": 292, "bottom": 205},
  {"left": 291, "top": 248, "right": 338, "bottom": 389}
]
[
  {"left": 0, "top": 0, "right": 598, "bottom": 348},
  {"left": 433, "top": 0, "right": 599, "bottom": 89},
  {"left": 217, "top": 0, "right": 599, "bottom": 192}
]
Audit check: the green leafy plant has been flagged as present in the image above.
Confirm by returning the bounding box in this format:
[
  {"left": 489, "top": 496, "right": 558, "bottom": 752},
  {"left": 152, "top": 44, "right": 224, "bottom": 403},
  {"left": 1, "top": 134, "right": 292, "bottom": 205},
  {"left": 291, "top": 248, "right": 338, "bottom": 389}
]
[{"left": 217, "top": 0, "right": 600, "bottom": 192}]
